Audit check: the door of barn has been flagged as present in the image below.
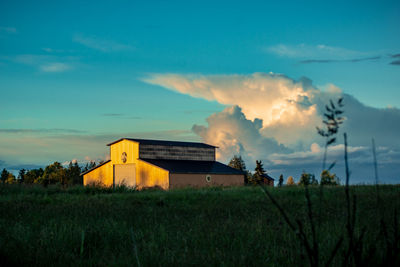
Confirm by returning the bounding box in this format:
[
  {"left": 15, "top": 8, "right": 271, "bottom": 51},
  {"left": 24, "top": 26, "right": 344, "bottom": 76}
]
[{"left": 114, "top": 164, "right": 136, "bottom": 187}]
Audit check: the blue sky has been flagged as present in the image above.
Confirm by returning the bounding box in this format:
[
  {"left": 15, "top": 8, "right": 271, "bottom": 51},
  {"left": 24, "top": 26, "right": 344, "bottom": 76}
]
[{"left": 1, "top": 0, "right": 399, "bottom": 183}]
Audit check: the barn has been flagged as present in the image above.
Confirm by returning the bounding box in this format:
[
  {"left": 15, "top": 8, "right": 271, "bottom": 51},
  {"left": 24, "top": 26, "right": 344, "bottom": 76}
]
[
  {"left": 260, "top": 173, "right": 275, "bottom": 186},
  {"left": 82, "top": 138, "right": 244, "bottom": 189}
]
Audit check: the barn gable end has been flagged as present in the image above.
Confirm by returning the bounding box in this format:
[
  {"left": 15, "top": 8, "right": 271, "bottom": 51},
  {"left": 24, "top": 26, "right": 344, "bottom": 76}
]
[{"left": 82, "top": 138, "right": 244, "bottom": 189}]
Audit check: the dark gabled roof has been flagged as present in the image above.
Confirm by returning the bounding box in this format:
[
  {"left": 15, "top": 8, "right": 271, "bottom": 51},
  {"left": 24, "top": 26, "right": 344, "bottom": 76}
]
[
  {"left": 140, "top": 159, "right": 245, "bottom": 175},
  {"left": 107, "top": 138, "right": 217, "bottom": 148},
  {"left": 80, "top": 160, "right": 111, "bottom": 176},
  {"left": 261, "top": 173, "right": 275, "bottom": 181}
]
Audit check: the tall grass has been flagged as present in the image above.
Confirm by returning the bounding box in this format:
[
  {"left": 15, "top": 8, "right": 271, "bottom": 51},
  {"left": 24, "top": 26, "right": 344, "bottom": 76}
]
[
  {"left": 0, "top": 184, "right": 399, "bottom": 266},
  {"left": 258, "top": 118, "right": 400, "bottom": 266}
]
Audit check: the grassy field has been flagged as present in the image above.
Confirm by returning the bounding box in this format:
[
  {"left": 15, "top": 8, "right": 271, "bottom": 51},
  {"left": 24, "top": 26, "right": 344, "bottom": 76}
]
[{"left": 0, "top": 184, "right": 399, "bottom": 266}]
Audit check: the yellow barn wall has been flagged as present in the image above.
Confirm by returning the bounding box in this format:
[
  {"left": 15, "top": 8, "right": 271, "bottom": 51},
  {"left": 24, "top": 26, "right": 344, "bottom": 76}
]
[
  {"left": 83, "top": 161, "right": 113, "bottom": 187},
  {"left": 136, "top": 159, "right": 169, "bottom": 190},
  {"left": 110, "top": 139, "right": 139, "bottom": 165}
]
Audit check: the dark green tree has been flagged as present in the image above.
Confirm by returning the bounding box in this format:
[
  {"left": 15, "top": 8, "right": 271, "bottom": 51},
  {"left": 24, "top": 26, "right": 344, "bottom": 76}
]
[
  {"left": 255, "top": 160, "right": 265, "bottom": 176},
  {"left": 228, "top": 155, "right": 249, "bottom": 184},
  {"left": 278, "top": 174, "right": 284, "bottom": 187},
  {"left": 228, "top": 155, "right": 247, "bottom": 171},
  {"left": 6, "top": 173, "right": 16, "bottom": 184},
  {"left": 320, "top": 170, "right": 339, "bottom": 185},
  {"left": 83, "top": 163, "right": 89, "bottom": 172},
  {"left": 18, "top": 169, "right": 26, "bottom": 184},
  {"left": 39, "top": 162, "right": 66, "bottom": 186},
  {"left": 298, "top": 172, "right": 318, "bottom": 186},
  {"left": 66, "top": 161, "right": 82, "bottom": 185},
  {"left": 1, "top": 168, "right": 9, "bottom": 184},
  {"left": 244, "top": 171, "right": 253, "bottom": 185},
  {"left": 251, "top": 160, "right": 266, "bottom": 184},
  {"left": 24, "top": 168, "right": 44, "bottom": 184},
  {"left": 89, "top": 161, "right": 96, "bottom": 169}
]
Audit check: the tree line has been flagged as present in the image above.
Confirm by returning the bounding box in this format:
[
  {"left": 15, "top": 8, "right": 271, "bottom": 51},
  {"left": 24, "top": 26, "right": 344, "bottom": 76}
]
[
  {"left": 0, "top": 161, "right": 99, "bottom": 186},
  {"left": 2, "top": 156, "right": 339, "bottom": 187},
  {"left": 228, "top": 155, "right": 339, "bottom": 186}
]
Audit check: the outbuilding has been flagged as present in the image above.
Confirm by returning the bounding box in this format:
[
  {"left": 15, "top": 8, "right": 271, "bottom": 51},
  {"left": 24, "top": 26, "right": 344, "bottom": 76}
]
[
  {"left": 82, "top": 138, "right": 244, "bottom": 189},
  {"left": 260, "top": 173, "right": 275, "bottom": 186}
]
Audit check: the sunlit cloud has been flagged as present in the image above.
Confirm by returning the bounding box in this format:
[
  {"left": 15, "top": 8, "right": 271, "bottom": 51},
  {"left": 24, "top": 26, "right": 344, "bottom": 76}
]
[
  {"left": 144, "top": 72, "right": 400, "bottom": 181},
  {"left": 62, "top": 159, "right": 78, "bottom": 166},
  {"left": 192, "top": 105, "right": 291, "bottom": 163},
  {"left": 144, "top": 72, "right": 325, "bottom": 146}
]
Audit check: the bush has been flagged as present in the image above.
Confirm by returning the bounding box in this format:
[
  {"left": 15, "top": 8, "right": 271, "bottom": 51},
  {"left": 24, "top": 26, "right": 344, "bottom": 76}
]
[
  {"left": 298, "top": 172, "right": 318, "bottom": 186},
  {"left": 320, "top": 170, "right": 340, "bottom": 185},
  {"left": 286, "top": 176, "right": 295, "bottom": 185}
]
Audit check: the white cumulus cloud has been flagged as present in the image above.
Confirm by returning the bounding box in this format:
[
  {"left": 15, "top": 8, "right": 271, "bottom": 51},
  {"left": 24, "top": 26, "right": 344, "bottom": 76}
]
[
  {"left": 192, "top": 105, "right": 290, "bottom": 163},
  {"left": 144, "top": 72, "right": 400, "bottom": 182},
  {"left": 144, "top": 72, "right": 330, "bottom": 147}
]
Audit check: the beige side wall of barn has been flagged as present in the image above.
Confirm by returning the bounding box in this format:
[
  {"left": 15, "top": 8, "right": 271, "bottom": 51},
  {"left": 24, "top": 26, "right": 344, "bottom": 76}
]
[
  {"left": 136, "top": 159, "right": 169, "bottom": 190},
  {"left": 169, "top": 173, "right": 244, "bottom": 189},
  {"left": 83, "top": 161, "right": 113, "bottom": 186}
]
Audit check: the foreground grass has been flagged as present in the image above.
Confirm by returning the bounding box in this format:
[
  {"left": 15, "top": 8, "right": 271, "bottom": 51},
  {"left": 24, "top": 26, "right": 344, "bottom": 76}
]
[{"left": 0, "top": 184, "right": 399, "bottom": 266}]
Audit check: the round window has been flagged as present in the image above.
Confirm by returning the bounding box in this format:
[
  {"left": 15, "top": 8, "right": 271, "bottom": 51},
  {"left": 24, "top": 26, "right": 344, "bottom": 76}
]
[
  {"left": 205, "top": 175, "right": 212, "bottom": 183},
  {"left": 121, "top": 152, "right": 127, "bottom": 163}
]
